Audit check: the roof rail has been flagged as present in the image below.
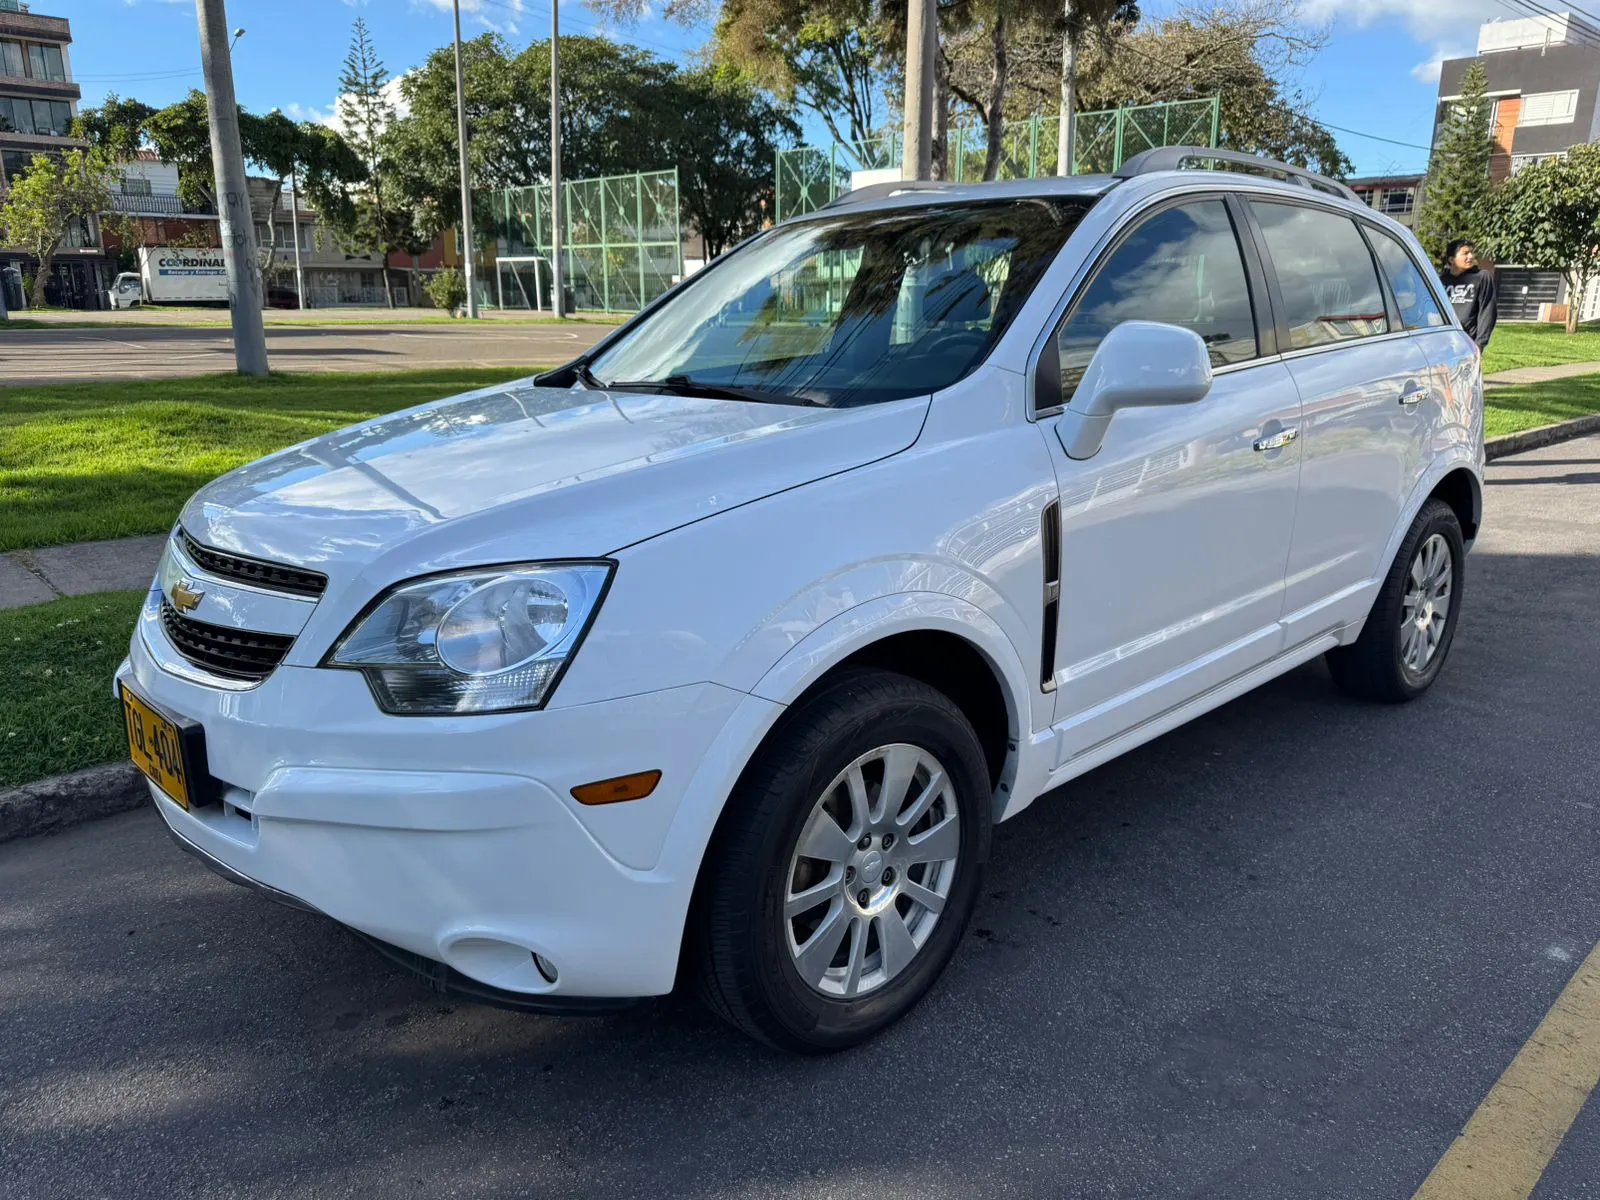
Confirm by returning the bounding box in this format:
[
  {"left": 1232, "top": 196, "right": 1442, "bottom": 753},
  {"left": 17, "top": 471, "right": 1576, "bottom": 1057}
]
[
  {"left": 1113, "top": 146, "right": 1359, "bottom": 203},
  {"left": 819, "top": 179, "right": 953, "bottom": 210}
]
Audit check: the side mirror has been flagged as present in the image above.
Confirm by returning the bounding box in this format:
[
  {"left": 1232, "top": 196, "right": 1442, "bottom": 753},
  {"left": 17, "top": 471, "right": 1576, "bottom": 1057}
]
[{"left": 1055, "top": 321, "right": 1214, "bottom": 460}]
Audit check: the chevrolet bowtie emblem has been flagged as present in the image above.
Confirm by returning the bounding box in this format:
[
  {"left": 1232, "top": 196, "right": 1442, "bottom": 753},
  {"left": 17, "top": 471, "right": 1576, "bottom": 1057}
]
[{"left": 170, "top": 578, "right": 205, "bottom": 614}]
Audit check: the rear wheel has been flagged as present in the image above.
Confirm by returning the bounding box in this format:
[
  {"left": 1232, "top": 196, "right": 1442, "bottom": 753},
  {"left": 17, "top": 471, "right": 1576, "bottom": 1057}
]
[
  {"left": 695, "top": 670, "right": 991, "bottom": 1052},
  {"left": 1327, "top": 498, "right": 1464, "bottom": 702}
]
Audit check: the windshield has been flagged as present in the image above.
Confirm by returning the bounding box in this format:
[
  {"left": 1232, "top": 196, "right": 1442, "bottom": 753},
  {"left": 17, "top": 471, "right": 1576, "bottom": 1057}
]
[{"left": 585, "top": 198, "right": 1092, "bottom": 408}]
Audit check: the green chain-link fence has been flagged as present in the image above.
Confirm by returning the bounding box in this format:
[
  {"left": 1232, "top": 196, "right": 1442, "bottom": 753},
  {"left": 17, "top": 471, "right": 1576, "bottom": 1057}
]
[
  {"left": 484, "top": 168, "right": 682, "bottom": 313},
  {"left": 775, "top": 97, "right": 1221, "bottom": 221}
]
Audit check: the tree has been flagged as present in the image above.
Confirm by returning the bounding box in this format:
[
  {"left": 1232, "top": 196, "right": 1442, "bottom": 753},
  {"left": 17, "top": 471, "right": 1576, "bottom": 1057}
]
[
  {"left": 712, "top": 0, "right": 892, "bottom": 149},
  {"left": 72, "top": 93, "right": 156, "bottom": 161},
  {"left": 1068, "top": 2, "right": 1351, "bottom": 177},
  {"left": 1482, "top": 144, "right": 1600, "bottom": 334},
  {"left": 334, "top": 17, "right": 425, "bottom": 307},
  {"left": 667, "top": 65, "right": 800, "bottom": 255},
  {"left": 0, "top": 148, "right": 126, "bottom": 308},
  {"left": 1055, "top": 0, "right": 1139, "bottom": 174},
  {"left": 1414, "top": 59, "right": 1494, "bottom": 265},
  {"left": 143, "top": 91, "right": 365, "bottom": 266}
]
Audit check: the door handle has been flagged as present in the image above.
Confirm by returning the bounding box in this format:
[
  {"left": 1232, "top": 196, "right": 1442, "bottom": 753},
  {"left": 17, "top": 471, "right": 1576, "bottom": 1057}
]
[
  {"left": 1253, "top": 427, "right": 1299, "bottom": 452},
  {"left": 1400, "top": 380, "right": 1431, "bottom": 405}
]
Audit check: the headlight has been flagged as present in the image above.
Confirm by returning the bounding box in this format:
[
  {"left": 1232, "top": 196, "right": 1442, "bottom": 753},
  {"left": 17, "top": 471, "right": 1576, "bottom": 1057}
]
[{"left": 326, "top": 562, "right": 612, "bottom": 714}]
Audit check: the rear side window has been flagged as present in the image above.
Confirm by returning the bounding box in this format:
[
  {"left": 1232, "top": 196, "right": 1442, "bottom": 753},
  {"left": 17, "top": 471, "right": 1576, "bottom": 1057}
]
[
  {"left": 1057, "top": 199, "right": 1257, "bottom": 398},
  {"left": 1368, "top": 227, "right": 1448, "bottom": 330},
  {"left": 1250, "top": 201, "right": 1389, "bottom": 349}
]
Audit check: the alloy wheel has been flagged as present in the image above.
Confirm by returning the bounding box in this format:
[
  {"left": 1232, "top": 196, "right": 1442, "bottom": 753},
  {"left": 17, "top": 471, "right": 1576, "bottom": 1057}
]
[
  {"left": 1401, "top": 532, "right": 1453, "bottom": 673},
  {"left": 782, "top": 743, "right": 961, "bottom": 998}
]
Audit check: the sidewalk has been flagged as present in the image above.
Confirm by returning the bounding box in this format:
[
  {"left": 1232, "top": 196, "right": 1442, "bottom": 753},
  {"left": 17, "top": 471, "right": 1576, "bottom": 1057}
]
[
  {"left": 1483, "top": 360, "right": 1600, "bottom": 386},
  {"left": 0, "top": 535, "right": 165, "bottom": 610}
]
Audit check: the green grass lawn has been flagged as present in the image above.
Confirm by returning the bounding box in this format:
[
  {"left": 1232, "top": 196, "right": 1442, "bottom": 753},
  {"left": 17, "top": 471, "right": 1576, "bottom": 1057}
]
[
  {"left": 1484, "top": 374, "right": 1600, "bottom": 439},
  {"left": 0, "top": 591, "right": 144, "bottom": 789},
  {"left": 0, "top": 368, "right": 544, "bottom": 552},
  {"left": 1482, "top": 323, "right": 1600, "bottom": 375}
]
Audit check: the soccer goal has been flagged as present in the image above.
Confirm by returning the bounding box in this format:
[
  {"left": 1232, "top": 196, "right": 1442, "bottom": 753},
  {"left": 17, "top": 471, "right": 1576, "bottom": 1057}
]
[{"left": 495, "top": 256, "right": 553, "bottom": 311}]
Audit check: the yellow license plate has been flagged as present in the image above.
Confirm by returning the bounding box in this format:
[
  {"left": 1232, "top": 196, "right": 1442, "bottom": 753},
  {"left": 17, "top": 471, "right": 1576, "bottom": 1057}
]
[{"left": 121, "top": 683, "right": 192, "bottom": 810}]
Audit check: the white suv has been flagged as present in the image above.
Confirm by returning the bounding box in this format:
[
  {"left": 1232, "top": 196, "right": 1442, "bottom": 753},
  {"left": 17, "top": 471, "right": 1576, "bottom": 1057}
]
[{"left": 117, "top": 150, "right": 1483, "bottom": 1051}]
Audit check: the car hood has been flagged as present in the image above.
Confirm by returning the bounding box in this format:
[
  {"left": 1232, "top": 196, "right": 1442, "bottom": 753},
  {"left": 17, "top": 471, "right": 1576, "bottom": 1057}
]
[{"left": 180, "top": 377, "right": 928, "bottom": 590}]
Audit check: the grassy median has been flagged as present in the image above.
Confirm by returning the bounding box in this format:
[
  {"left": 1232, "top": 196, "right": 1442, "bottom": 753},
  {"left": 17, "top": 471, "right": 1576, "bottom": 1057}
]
[
  {"left": 0, "top": 368, "right": 545, "bottom": 552},
  {"left": 0, "top": 591, "right": 144, "bottom": 789},
  {"left": 1482, "top": 323, "right": 1600, "bottom": 375},
  {"left": 1483, "top": 374, "right": 1600, "bottom": 439}
]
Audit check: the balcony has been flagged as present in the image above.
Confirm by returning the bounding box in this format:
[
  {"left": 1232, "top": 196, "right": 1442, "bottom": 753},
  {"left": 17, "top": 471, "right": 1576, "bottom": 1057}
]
[{"left": 110, "top": 191, "right": 217, "bottom": 217}]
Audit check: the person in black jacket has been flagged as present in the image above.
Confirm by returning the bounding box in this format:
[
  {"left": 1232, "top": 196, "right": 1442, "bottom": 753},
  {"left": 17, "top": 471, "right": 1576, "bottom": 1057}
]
[{"left": 1439, "top": 238, "right": 1498, "bottom": 350}]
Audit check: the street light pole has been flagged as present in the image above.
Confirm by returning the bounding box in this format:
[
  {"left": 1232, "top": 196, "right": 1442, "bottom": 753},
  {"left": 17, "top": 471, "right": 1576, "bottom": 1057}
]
[
  {"left": 550, "top": 0, "right": 564, "bottom": 318},
  {"left": 452, "top": 0, "right": 479, "bottom": 318},
  {"left": 195, "top": 0, "right": 267, "bottom": 375},
  {"left": 902, "top": 0, "right": 935, "bottom": 181},
  {"left": 288, "top": 165, "right": 306, "bottom": 309}
]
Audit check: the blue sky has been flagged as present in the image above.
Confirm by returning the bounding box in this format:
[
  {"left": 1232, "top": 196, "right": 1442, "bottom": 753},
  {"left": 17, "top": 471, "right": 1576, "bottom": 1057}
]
[{"left": 54, "top": 0, "right": 1507, "bottom": 176}]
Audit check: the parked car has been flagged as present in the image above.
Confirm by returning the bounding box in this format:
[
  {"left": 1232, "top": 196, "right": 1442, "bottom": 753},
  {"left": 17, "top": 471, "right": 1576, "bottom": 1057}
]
[
  {"left": 108, "top": 271, "right": 144, "bottom": 309},
  {"left": 117, "top": 148, "right": 1484, "bottom": 1052}
]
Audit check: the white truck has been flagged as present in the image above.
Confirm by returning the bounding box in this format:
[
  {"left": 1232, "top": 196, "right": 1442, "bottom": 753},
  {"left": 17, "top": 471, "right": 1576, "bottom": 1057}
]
[{"left": 108, "top": 246, "right": 229, "bottom": 308}]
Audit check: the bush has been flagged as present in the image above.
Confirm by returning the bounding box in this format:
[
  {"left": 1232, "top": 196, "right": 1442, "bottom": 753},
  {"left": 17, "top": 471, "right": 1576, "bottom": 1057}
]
[{"left": 425, "top": 268, "right": 467, "bottom": 314}]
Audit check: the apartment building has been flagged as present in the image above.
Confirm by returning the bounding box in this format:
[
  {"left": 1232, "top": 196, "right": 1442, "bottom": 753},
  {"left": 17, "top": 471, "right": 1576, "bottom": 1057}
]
[
  {"left": 1347, "top": 174, "right": 1424, "bottom": 229},
  {"left": 1436, "top": 12, "right": 1600, "bottom": 319},
  {"left": 0, "top": 0, "right": 110, "bottom": 307}
]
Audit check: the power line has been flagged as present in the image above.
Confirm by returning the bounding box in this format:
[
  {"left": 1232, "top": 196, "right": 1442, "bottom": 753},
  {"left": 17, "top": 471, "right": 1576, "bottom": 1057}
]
[{"left": 470, "top": 0, "right": 698, "bottom": 59}]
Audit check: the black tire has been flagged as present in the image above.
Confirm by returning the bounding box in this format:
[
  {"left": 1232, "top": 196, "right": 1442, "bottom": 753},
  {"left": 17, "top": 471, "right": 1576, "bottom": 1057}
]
[
  {"left": 1326, "top": 498, "right": 1464, "bottom": 703},
  {"left": 694, "top": 669, "right": 992, "bottom": 1053}
]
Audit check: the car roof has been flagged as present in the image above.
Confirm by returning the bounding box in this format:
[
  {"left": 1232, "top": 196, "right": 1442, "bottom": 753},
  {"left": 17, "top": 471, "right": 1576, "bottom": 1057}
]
[{"left": 802, "top": 161, "right": 1362, "bottom": 222}]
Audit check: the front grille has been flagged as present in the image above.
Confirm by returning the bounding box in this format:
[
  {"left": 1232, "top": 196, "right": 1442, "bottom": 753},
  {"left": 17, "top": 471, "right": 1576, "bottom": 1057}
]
[
  {"left": 160, "top": 601, "right": 295, "bottom": 682},
  {"left": 180, "top": 530, "right": 327, "bottom": 598}
]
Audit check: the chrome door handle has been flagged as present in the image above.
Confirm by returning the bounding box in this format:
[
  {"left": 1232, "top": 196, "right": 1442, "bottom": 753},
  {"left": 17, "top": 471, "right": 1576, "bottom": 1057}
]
[
  {"left": 1400, "top": 380, "right": 1430, "bottom": 405},
  {"left": 1253, "top": 427, "right": 1299, "bottom": 452}
]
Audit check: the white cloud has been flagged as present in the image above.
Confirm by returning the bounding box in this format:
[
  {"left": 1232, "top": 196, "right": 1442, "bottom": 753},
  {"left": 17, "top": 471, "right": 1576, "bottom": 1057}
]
[
  {"left": 1410, "top": 40, "right": 1470, "bottom": 82},
  {"left": 286, "top": 74, "right": 413, "bottom": 138},
  {"left": 411, "top": 0, "right": 525, "bottom": 36},
  {"left": 1297, "top": 0, "right": 1504, "bottom": 44}
]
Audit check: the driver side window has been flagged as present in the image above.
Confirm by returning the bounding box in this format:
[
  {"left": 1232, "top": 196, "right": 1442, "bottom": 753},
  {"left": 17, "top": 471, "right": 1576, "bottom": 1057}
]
[{"left": 1056, "top": 199, "right": 1258, "bottom": 401}]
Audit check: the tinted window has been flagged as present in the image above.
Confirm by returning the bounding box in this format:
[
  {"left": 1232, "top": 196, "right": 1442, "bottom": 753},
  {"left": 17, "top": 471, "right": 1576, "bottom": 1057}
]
[
  {"left": 1368, "top": 227, "right": 1448, "bottom": 330},
  {"left": 1250, "top": 201, "right": 1389, "bottom": 348},
  {"left": 589, "top": 199, "right": 1092, "bottom": 407},
  {"left": 0, "top": 41, "right": 23, "bottom": 78},
  {"left": 1056, "top": 199, "right": 1257, "bottom": 398}
]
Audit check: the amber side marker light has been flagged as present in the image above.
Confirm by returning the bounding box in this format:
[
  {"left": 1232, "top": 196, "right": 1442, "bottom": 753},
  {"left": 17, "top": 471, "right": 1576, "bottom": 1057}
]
[{"left": 571, "top": 770, "right": 662, "bottom": 805}]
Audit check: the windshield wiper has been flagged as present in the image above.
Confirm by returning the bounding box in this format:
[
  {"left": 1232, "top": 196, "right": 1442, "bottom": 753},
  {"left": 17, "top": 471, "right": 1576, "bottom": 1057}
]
[
  {"left": 601, "top": 374, "right": 813, "bottom": 406},
  {"left": 572, "top": 361, "right": 604, "bottom": 389}
]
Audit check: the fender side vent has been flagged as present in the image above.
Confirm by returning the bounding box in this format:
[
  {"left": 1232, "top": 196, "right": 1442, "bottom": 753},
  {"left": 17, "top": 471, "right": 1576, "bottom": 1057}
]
[{"left": 1040, "top": 500, "right": 1061, "bottom": 693}]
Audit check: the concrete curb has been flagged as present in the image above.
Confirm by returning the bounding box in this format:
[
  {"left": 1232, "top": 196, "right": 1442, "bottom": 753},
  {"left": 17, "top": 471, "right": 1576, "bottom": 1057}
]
[
  {"left": 1485, "top": 413, "right": 1600, "bottom": 461},
  {"left": 0, "top": 762, "right": 147, "bottom": 843}
]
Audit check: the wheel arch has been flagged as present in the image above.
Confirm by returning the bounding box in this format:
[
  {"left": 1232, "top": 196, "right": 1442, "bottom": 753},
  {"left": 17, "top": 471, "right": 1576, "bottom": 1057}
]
[{"left": 1430, "top": 466, "right": 1482, "bottom": 543}]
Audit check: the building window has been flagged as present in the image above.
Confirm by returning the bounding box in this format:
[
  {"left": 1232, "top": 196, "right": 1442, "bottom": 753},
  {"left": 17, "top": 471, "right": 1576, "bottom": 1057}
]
[
  {"left": 26, "top": 43, "right": 67, "bottom": 83},
  {"left": 120, "top": 176, "right": 153, "bottom": 197},
  {"left": 0, "top": 39, "right": 23, "bottom": 78},
  {"left": 1518, "top": 90, "right": 1579, "bottom": 126},
  {"left": 1380, "top": 188, "right": 1415, "bottom": 215},
  {"left": 1511, "top": 152, "right": 1566, "bottom": 173}
]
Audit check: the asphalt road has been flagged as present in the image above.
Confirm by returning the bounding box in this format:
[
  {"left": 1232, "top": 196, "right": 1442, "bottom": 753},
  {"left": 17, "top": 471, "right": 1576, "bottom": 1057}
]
[
  {"left": 2, "top": 437, "right": 1598, "bottom": 1199},
  {"left": 0, "top": 323, "right": 609, "bottom": 384}
]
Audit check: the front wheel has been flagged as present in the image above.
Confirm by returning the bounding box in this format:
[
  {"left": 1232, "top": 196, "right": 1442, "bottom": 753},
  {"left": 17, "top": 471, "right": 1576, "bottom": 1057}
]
[
  {"left": 1327, "top": 498, "right": 1464, "bottom": 703},
  {"left": 694, "top": 670, "right": 992, "bottom": 1053}
]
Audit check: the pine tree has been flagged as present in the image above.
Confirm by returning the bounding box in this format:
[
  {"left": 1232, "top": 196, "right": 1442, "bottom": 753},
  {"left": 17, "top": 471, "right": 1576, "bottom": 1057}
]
[
  {"left": 1414, "top": 59, "right": 1494, "bottom": 266},
  {"left": 337, "top": 17, "right": 401, "bottom": 307}
]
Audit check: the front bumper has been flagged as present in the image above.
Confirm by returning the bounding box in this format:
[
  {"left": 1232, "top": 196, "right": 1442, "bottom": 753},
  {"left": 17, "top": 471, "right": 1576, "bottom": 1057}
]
[{"left": 121, "top": 607, "right": 783, "bottom": 1000}]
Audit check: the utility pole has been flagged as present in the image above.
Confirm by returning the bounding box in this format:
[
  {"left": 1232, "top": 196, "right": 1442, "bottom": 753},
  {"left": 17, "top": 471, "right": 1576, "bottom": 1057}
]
[
  {"left": 550, "top": 0, "right": 564, "bottom": 318},
  {"left": 288, "top": 165, "right": 306, "bottom": 309},
  {"left": 452, "top": 0, "right": 479, "bottom": 317},
  {"left": 195, "top": 0, "right": 267, "bottom": 375},
  {"left": 902, "top": 0, "right": 935, "bottom": 181},
  {"left": 1056, "top": 0, "right": 1076, "bottom": 176}
]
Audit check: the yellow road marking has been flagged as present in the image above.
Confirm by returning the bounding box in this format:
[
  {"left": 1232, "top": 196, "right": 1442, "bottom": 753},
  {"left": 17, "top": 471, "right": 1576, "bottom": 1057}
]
[{"left": 1413, "top": 939, "right": 1600, "bottom": 1200}]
